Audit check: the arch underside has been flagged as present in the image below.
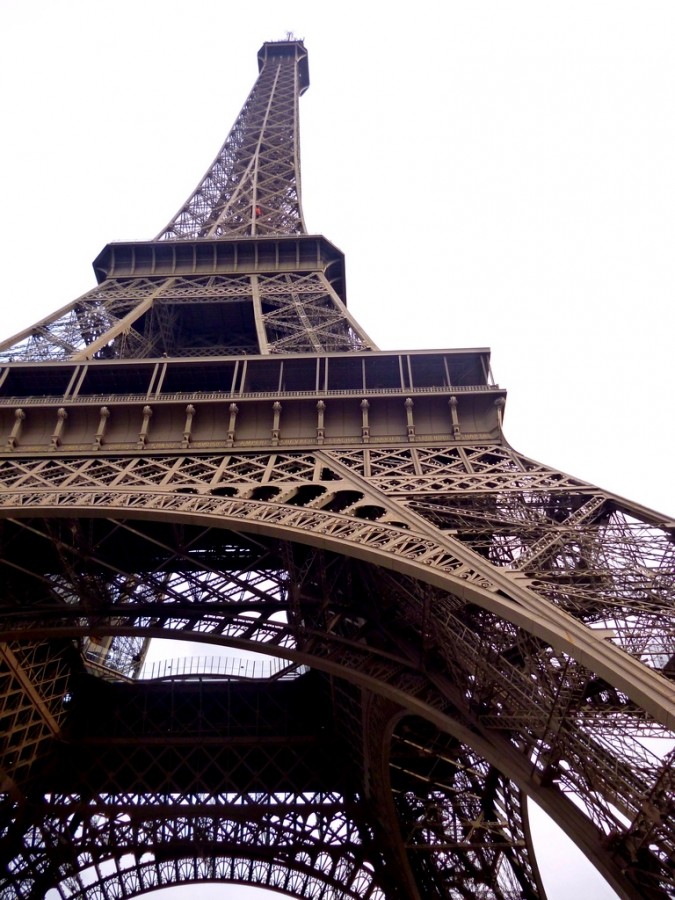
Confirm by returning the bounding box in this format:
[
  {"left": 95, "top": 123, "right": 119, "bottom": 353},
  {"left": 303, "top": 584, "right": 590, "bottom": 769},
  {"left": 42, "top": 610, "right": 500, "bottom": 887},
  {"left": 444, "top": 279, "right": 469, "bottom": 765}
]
[{"left": 0, "top": 447, "right": 673, "bottom": 899}]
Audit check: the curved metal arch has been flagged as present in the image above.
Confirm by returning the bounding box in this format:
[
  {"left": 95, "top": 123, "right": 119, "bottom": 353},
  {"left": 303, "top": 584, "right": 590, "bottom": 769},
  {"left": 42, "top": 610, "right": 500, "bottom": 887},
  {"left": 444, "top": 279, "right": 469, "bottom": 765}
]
[
  {"left": 1, "top": 486, "right": 672, "bottom": 731},
  {"left": 37, "top": 813, "right": 386, "bottom": 900},
  {"left": 1, "top": 505, "right": 672, "bottom": 897},
  {"left": 5, "top": 604, "right": 663, "bottom": 887},
  {"left": 0, "top": 656, "right": 654, "bottom": 900},
  {"left": 76, "top": 869, "right": 382, "bottom": 900},
  {"left": 357, "top": 696, "right": 550, "bottom": 900}
]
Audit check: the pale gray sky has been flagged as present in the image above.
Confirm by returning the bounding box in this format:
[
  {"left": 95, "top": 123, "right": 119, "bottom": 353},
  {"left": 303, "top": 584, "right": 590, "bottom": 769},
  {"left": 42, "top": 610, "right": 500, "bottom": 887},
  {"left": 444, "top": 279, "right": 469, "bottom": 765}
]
[{"left": 3, "top": 1, "right": 675, "bottom": 898}]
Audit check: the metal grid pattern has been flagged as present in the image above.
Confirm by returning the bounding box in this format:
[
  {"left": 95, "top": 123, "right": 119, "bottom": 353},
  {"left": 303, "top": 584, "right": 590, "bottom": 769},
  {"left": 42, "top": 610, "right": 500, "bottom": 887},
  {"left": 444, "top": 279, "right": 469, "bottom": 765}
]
[
  {"left": 0, "top": 445, "right": 673, "bottom": 898},
  {"left": 156, "top": 41, "right": 307, "bottom": 240},
  {"left": 0, "top": 269, "right": 372, "bottom": 362},
  {"left": 0, "top": 37, "right": 673, "bottom": 900}
]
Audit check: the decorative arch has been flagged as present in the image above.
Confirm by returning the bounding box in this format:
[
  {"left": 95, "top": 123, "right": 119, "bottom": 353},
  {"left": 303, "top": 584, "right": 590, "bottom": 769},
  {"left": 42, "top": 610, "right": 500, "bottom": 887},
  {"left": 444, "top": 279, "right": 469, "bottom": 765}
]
[{"left": 1, "top": 478, "right": 673, "bottom": 898}]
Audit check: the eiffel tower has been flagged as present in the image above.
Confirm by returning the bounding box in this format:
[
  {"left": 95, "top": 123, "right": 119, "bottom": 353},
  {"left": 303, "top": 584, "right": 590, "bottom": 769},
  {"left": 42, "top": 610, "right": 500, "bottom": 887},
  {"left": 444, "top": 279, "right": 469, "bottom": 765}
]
[{"left": 0, "top": 37, "right": 673, "bottom": 900}]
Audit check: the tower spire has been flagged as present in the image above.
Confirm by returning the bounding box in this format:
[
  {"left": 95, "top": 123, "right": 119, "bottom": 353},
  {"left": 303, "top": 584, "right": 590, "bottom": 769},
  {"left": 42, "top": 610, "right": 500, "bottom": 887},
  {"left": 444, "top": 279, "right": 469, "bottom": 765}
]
[{"left": 157, "top": 40, "right": 309, "bottom": 240}]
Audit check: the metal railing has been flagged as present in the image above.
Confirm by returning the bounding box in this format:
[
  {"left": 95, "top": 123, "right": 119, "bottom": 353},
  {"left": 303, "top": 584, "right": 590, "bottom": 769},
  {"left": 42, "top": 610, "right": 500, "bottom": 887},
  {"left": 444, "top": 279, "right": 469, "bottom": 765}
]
[
  {"left": 0, "top": 383, "right": 499, "bottom": 407},
  {"left": 137, "top": 653, "right": 307, "bottom": 682}
]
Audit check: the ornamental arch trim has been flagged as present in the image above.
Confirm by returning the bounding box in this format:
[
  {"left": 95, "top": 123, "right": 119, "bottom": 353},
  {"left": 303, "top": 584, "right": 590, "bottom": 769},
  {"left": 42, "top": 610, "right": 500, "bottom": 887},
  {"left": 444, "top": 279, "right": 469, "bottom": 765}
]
[{"left": 0, "top": 486, "right": 672, "bottom": 731}]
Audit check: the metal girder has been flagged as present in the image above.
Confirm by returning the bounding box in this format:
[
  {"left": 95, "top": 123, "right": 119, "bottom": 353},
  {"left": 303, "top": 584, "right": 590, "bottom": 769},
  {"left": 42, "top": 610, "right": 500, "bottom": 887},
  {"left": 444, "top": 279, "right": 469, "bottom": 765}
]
[
  {"left": 0, "top": 454, "right": 673, "bottom": 897},
  {"left": 0, "top": 39, "right": 375, "bottom": 364},
  {"left": 0, "top": 269, "right": 375, "bottom": 363},
  {"left": 1, "top": 35, "right": 674, "bottom": 900}
]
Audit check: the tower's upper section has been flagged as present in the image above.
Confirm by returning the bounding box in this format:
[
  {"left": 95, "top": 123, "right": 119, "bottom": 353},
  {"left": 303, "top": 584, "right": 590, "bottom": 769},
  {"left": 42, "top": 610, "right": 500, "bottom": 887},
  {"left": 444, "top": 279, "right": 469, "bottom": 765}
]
[
  {"left": 0, "top": 39, "right": 381, "bottom": 361},
  {"left": 156, "top": 40, "right": 309, "bottom": 241},
  {"left": 0, "top": 39, "right": 501, "bottom": 450}
]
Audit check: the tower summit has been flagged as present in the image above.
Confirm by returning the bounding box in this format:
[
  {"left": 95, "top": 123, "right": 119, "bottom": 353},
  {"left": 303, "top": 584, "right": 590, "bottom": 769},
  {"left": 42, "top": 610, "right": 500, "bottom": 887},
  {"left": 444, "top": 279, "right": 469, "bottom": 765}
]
[
  {"left": 157, "top": 39, "right": 310, "bottom": 241},
  {"left": 0, "top": 40, "right": 673, "bottom": 900}
]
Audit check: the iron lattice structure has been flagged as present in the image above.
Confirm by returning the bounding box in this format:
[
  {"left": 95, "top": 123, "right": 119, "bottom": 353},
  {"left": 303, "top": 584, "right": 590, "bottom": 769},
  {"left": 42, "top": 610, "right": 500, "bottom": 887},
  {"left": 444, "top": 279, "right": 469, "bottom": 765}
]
[{"left": 0, "top": 39, "right": 673, "bottom": 900}]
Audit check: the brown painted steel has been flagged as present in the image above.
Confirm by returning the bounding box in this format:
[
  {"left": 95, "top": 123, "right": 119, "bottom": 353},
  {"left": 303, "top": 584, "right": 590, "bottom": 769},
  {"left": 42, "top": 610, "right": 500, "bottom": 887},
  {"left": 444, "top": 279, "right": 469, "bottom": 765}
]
[{"left": 0, "top": 39, "right": 673, "bottom": 900}]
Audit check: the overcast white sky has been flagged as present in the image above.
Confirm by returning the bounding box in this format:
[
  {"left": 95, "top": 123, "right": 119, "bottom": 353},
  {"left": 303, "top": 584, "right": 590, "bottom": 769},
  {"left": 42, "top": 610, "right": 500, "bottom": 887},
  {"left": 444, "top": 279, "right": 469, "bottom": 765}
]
[{"left": 3, "top": 1, "right": 675, "bottom": 898}]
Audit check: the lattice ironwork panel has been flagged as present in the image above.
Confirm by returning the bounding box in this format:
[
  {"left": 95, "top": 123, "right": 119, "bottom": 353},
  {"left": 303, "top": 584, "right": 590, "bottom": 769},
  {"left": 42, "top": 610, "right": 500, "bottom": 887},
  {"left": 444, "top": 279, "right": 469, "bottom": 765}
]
[
  {"left": 1, "top": 32, "right": 674, "bottom": 900},
  {"left": 3, "top": 792, "right": 388, "bottom": 900},
  {"left": 157, "top": 41, "right": 308, "bottom": 240},
  {"left": 0, "top": 513, "right": 672, "bottom": 898}
]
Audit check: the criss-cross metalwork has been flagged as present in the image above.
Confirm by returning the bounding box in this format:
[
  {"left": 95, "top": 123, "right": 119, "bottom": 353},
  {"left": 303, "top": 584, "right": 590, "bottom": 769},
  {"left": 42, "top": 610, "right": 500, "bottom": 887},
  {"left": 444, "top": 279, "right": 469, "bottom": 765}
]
[
  {"left": 157, "top": 40, "right": 308, "bottom": 240},
  {"left": 0, "top": 40, "right": 374, "bottom": 362},
  {"left": 0, "top": 38, "right": 673, "bottom": 900}
]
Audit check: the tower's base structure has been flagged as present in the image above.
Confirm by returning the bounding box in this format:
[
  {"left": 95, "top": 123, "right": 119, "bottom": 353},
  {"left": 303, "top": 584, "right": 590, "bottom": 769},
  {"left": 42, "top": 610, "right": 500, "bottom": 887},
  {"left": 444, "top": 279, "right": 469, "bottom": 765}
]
[{"left": 0, "top": 40, "right": 673, "bottom": 900}]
